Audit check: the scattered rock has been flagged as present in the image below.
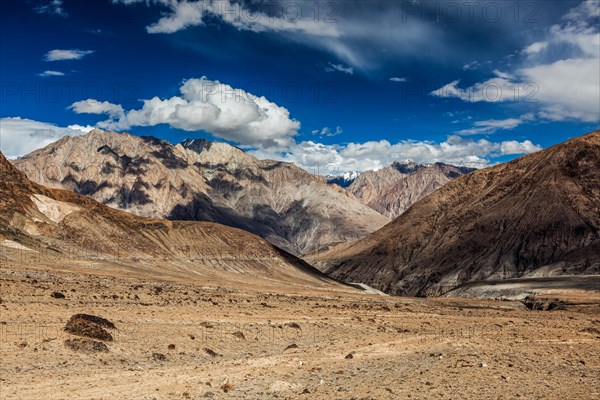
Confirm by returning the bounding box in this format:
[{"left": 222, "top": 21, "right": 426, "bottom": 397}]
[
  {"left": 287, "top": 322, "right": 301, "bottom": 329},
  {"left": 64, "top": 338, "right": 108, "bottom": 353},
  {"left": 523, "top": 296, "right": 565, "bottom": 311},
  {"left": 345, "top": 353, "right": 354, "bottom": 359},
  {"left": 580, "top": 327, "right": 600, "bottom": 335},
  {"left": 284, "top": 344, "right": 299, "bottom": 351},
  {"left": 204, "top": 348, "right": 220, "bottom": 357},
  {"left": 152, "top": 352, "right": 166, "bottom": 361},
  {"left": 168, "top": 344, "right": 176, "bottom": 350},
  {"left": 68, "top": 314, "right": 116, "bottom": 329},
  {"left": 129, "top": 364, "right": 144, "bottom": 371},
  {"left": 64, "top": 315, "right": 114, "bottom": 341},
  {"left": 232, "top": 331, "right": 245, "bottom": 340},
  {"left": 51, "top": 292, "right": 65, "bottom": 299}
]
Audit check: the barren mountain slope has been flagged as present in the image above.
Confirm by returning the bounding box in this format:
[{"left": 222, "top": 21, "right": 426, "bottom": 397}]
[
  {"left": 323, "top": 131, "right": 600, "bottom": 296},
  {"left": 0, "top": 151, "right": 339, "bottom": 288},
  {"left": 13, "top": 130, "right": 389, "bottom": 254},
  {"left": 179, "top": 138, "right": 390, "bottom": 253},
  {"left": 348, "top": 162, "right": 474, "bottom": 219}
]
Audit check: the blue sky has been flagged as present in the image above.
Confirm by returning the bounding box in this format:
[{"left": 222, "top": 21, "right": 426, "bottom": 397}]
[{"left": 0, "top": 0, "right": 598, "bottom": 172}]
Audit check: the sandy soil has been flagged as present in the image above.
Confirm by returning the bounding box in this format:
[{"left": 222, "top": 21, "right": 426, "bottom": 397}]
[{"left": 1, "top": 260, "right": 599, "bottom": 400}]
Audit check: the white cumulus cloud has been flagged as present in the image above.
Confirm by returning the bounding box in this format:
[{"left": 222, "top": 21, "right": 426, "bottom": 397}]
[
  {"left": 69, "top": 77, "right": 300, "bottom": 147},
  {"left": 69, "top": 99, "right": 125, "bottom": 119},
  {"left": 500, "top": 140, "right": 541, "bottom": 155},
  {"left": 519, "top": 58, "right": 600, "bottom": 122}
]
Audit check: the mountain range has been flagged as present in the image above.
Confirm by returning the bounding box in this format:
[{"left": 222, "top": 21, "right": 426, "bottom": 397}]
[
  {"left": 13, "top": 129, "right": 389, "bottom": 255},
  {"left": 9, "top": 128, "right": 598, "bottom": 298},
  {"left": 322, "top": 131, "right": 600, "bottom": 296},
  {"left": 345, "top": 161, "right": 475, "bottom": 219},
  {"left": 0, "top": 150, "right": 338, "bottom": 289},
  {"left": 8, "top": 130, "right": 600, "bottom": 296}
]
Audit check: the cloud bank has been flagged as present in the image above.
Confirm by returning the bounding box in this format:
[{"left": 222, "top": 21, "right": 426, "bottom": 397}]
[
  {"left": 0, "top": 117, "right": 90, "bottom": 159},
  {"left": 249, "top": 136, "right": 542, "bottom": 173},
  {"left": 1, "top": 114, "right": 541, "bottom": 171}
]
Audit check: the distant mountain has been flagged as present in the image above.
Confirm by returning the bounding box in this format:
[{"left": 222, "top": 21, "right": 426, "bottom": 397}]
[
  {"left": 13, "top": 129, "right": 389, "bottom": 254},
  {"left": 326, "top": 171, "right": 360, "bottom": 188},
  {"left": 343, "top": 161, "right": 475, "bottom": 219},
  {"left": 0, "top": 150, "right": 335, "bottom": 287},
  {"left": 322, "top": 131, "right": 600, "bottom": 296}
]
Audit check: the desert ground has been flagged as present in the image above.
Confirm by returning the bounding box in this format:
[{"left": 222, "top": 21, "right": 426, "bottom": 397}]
[{"left": 1, "top": 255, "right": 599, "bottom": 400}]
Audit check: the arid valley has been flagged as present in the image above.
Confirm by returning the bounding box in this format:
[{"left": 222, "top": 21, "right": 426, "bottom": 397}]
[
  {"left": 2, "top": 1, "right": 600, "bottom": 399},
  {"left": 1, "top": 255, "right": 599, "bottom": 400}
]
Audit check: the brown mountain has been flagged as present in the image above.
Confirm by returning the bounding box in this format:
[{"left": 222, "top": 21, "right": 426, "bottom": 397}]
[
  {"left": 0, "top": 150, "right": 338, "bottom": 289},
  {"left": 12, "top": 129, "right": 389, "bottom": 254},
  {"left": 347, "top": 162, "right": 475, "bottom": 219},
  {"left": 322, "top": 131, "right": 600, "bottom": 296}
]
